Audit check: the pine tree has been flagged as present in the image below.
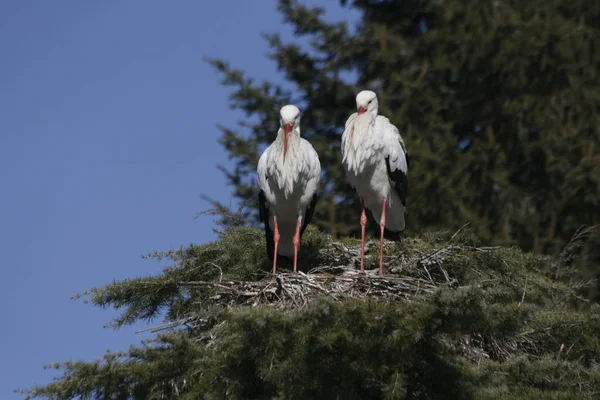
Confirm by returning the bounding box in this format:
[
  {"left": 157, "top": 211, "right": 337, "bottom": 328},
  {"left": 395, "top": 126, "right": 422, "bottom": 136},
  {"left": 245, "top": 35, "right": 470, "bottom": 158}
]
[{"left": 209, "top": 0, "right": 600, "bottom": 256}]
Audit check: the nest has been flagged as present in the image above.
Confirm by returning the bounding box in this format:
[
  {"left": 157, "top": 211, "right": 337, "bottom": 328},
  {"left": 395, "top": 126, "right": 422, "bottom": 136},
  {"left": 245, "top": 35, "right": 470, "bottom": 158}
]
[
  {"left": 179, "top": 270, "right": 437, "bottom": 310},
  {"left": 177, "top": 230, "right": 475, "bottom": 310}
]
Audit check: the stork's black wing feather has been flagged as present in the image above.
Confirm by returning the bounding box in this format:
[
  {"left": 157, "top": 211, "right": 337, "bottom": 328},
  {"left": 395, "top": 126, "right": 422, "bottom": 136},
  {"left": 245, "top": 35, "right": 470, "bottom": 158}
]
[
  {"left": 258, "top": 190, "right": 274, "bottom": 261},
  {"left": 385, "top": 156, "right": 408, "bottom": 206},
  {"left": 300, "top": 193, "right": 318, "bottom": 236}
]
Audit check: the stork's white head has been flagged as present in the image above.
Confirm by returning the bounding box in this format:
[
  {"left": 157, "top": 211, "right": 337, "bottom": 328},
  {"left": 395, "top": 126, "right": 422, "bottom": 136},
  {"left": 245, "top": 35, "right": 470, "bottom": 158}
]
[
  {"left": 279, "top": 105, "right": 301, "bottom": 161},
  {"left": 356, "top": 90, "right": 378, "bottom": 117},
  {"left": 280, "top": 105, "right": 300, "bottom": 130}
]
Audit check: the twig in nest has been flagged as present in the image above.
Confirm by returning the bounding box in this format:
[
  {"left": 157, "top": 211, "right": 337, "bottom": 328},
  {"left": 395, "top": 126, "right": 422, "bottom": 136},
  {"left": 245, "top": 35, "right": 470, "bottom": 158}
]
[
  {"left": 385, "top": 250, "right": 408, "bottom": 267},
  {"left": 436, "top": 260, "right": 451, "bottom": 283},
  {"left": 419, "top": 222, "right": 471, "bottom": 265},
  {"left": 422, "top": 264, "right": 434, "bottom": 283},
  {"left": 204, "top": 262, "right": 223, "bottom": 282},
  {"left": 277, "top": 276, "right": 301, "bottom": 308},
  {"left": 303, "top": 281, "right": 340, "bottom": 302}
]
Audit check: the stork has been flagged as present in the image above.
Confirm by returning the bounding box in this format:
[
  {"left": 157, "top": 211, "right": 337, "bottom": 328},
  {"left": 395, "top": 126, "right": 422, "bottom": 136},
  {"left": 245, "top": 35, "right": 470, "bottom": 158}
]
[
  {"left": 341, "top": 90, "right": 409, "bottom": 275},
  {"left": 257, "top": 105, "right": 321, "bottom": 274}
]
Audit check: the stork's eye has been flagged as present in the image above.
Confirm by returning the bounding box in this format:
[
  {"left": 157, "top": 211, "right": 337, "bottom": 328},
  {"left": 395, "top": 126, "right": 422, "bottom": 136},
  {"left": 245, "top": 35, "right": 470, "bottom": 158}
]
[{"left": 368, "top": 99, "right": 373, "bottom": 104}]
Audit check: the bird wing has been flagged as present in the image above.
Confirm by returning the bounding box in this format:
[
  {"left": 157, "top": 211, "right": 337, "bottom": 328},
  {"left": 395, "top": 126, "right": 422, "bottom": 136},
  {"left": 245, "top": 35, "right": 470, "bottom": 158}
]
[
  {"left": 258, "top": 190, "right": 274, "bottom": 261},
  {"left": 300, "top": 139, "right": 321, "bottom": 235},
  {"left": 256, "top": 146, "right": 270, "bottom": 194},
  {"left": 257, "top": 147, "right": 275, "bottom": 260},
  {"left": 301, "top": 193, "right": 318, "bottom": 236},
  {"left": 340, "top": 112, "right": 358, "bottom": 162},
  {"left": 379, "top": 117, "right": 409, "bottom": 205}
]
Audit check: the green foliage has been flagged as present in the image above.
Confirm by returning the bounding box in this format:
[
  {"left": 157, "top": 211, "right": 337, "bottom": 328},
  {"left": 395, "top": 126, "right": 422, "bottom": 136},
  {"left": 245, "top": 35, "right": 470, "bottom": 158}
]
[
  {"left": 22, "top": 334, "right": 201, "bottom": 400},
  {"left": 22, "top": 227, "right": 600, "bottom": 399},
  {"left": 201, "top": 297, "right": 480, "bottom": 400},
  {"left": 209, "top": 0, "right": 600, "bottom": 258}
]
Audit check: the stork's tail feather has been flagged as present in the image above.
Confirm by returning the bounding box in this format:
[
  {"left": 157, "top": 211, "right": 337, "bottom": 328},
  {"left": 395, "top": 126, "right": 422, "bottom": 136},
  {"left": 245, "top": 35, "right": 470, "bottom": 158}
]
[
  {"left": 383, "top": 228, "right": 404, "bottom": 242},
  {"left": 265, "top": 241, "right": 293, "bottom": 263},
  {"left": 384, "top": 208, "right": 408, "bottom": 242}
]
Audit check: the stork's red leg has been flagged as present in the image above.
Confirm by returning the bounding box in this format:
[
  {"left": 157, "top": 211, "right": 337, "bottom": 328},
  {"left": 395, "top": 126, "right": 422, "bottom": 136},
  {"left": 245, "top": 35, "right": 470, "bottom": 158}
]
[
  {"left": 360, "top": 198, "right": 367, "bottom": 273},
  {"left": 292, "top": 217, "right": 302, "bottom": 273},
  {"left": 273, "top": 216, "right": 280, "bottom": 275},
  {"left": 379, "top": 199, "right": 387, "bottom": 275}
]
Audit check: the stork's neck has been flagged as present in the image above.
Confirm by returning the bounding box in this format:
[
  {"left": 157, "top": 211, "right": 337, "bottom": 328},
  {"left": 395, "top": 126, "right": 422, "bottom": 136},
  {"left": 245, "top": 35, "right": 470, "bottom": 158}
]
[
  {"left": 270, "top": 128, "right": 303, "bottom": 199},
  {"left": 349, "top": 113, "right": 375, "bottom": 142},
  {"left": 275, "top": 128, "right": 302, "bottom": 165}
]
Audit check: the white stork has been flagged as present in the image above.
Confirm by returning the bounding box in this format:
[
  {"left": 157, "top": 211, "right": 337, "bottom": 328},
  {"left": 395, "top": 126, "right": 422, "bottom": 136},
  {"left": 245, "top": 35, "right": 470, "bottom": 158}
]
[
  {"left": 257, "top": 105, "right": 321, "bottom": 274},
  {"left": 341, "top": 90, "right": 409, "bottom": 275}
]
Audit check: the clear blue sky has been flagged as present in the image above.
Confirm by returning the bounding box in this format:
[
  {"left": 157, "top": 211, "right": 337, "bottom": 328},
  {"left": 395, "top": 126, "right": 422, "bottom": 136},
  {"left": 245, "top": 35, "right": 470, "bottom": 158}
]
[{"left": 0, "top": 1, "right": 358, "bottom": 398}]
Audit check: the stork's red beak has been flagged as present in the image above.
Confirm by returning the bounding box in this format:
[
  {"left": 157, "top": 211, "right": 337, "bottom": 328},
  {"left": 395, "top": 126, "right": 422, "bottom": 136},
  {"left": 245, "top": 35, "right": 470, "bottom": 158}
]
[
  {"left": 283, "top": 123, "right": 292, "bottom": 161},
  {"left": 358, "top": 106, "right": 367, "bottom": 115}
]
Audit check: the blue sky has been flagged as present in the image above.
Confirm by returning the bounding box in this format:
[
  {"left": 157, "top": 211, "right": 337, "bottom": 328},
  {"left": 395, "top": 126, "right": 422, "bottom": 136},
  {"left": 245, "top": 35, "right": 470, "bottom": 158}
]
[{"left": 0, "top": 1, "right": 358, "bottom": 398}]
